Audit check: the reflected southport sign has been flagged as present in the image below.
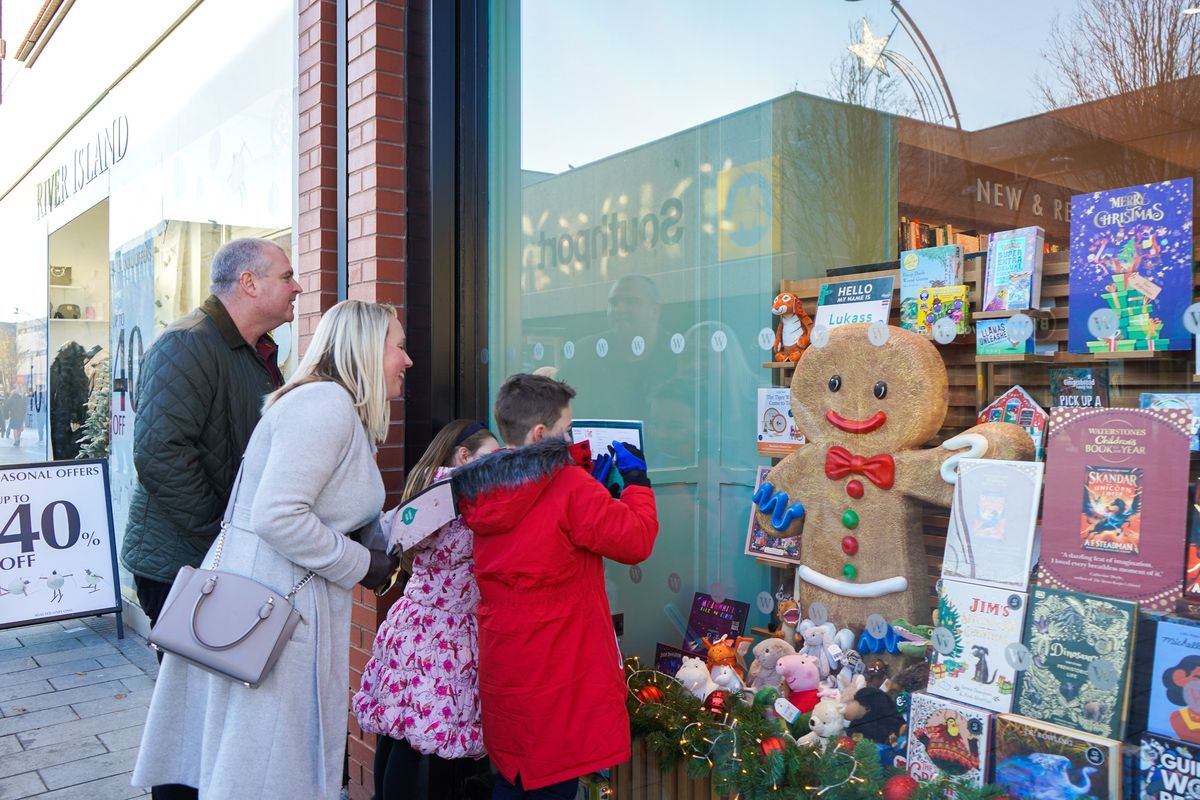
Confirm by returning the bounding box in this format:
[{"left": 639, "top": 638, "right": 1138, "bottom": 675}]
[{"left": 36, "top": 115, "right": 130, "bottom": 220}]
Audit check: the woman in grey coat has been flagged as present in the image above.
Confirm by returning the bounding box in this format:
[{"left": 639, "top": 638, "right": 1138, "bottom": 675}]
[{"left": 132, "top": 300, "right": 411, "bottom": 799}]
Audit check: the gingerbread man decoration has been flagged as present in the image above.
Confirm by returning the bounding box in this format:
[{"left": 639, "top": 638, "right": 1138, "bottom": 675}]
[{"left": 754, "top": 323, "right": 1033, "bottom": 626}]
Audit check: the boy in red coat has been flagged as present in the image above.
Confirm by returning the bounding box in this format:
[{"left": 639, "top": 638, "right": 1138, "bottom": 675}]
[{"left": 451, "top": 373, "right": 658, "bottom": 799}]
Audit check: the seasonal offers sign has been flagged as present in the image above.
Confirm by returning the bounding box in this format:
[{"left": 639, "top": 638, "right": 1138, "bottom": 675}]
[{"left": 0, "top": 460, "right": 121, "bottom": 629}]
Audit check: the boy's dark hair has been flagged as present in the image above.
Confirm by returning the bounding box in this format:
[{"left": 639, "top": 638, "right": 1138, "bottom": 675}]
[{"left": 494, "top": 373, "right": 576, "bottom": 445}]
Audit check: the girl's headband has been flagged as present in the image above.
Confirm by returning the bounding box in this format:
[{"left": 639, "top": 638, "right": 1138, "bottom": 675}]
[{"left": 453, "top": 422, "right": 488, "bottom": 447}]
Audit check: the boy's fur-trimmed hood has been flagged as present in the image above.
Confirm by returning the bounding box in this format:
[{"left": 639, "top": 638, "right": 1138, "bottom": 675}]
[{"left": 452, "top": 440, "right": 585, "bottom": 536}]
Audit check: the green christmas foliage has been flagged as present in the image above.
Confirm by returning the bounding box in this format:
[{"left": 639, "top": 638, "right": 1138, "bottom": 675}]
[
  {"left": 77, "top": 356, "right": 110, "bottom": 460},
  {"left": 935, "top": 591, "right": 963, "bottom": 660},
  {"left": 623, "top": 658, "right": 1007, "bottom": 800}
]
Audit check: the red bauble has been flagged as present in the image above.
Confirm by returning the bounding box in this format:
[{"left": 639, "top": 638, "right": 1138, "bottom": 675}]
[
  {"left": 635, "top": 685, "right": 664, "bottom": 704},
  {"left": 704, "top": 690, "right": 730, "bottom": 716},
  {"left": 835, "top": 736, "right": 856, "bottom": 752},
  {"left": 882, "top": 774, "right": 919, "bottom": 800},
  {"left": 760, "top": 736, "right": 786, "bottom": 756}
]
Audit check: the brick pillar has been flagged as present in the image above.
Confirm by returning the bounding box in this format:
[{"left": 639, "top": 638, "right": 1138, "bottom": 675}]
[{"left": 298, "top": 1, "right": 413, "bottom": 797}]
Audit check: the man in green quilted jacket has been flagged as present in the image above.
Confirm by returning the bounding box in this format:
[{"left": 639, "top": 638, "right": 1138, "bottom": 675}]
[{"left": 120, "top": 238, "right": 300, "bottom": 633}]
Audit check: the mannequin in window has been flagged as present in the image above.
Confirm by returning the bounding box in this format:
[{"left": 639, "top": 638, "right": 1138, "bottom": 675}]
[{"left": 49, "top": 341, "right": 90, "bottom": 459}]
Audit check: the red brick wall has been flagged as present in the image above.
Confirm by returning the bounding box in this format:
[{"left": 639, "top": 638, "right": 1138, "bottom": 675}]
[{"left": 298, "top": 2, "right": 413, "bottom": 798}]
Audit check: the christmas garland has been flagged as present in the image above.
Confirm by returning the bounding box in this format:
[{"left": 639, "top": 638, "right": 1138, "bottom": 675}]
[{"left": 624, "top": 658, "right": 1007, "bottom": 800}]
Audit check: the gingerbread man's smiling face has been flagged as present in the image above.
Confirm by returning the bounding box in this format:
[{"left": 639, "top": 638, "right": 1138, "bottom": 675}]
[{"left": 791, "top": 324, "right": 948, "bottom": 451}]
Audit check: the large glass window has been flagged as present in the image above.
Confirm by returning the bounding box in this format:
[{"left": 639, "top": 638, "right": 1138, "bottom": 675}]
[{"left": 487, "top": 1, "right": 1200, "bottom": 659}]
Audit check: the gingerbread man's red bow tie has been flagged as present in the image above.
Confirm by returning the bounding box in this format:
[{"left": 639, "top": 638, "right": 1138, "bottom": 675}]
[{"left": 824, "top": 446, "right": 895, "bottom": 489}]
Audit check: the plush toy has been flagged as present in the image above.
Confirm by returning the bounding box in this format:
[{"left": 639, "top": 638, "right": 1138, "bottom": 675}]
[
  {"left": 772, "top": 292, "right": 815, "bottom": 362},
  {"left": 800, "top": 626, "right": 835, "bottom": 678},
  {"left": 702, "top": 635, "right": 752, "bottom": 676},
  {"left": 864, "top": 658, "right": 891, "bottom": 688},
  {"left": 748, "top": 637, "right": 796, "bottom": 691},
  {"left": 844, "top": 686, "right": 906, "bottom": 744},
  {"left": 776, "top": 653, "right": 831, "bottom": 714},
  {"left": 710, "top": 663, "right": 744, "bottom": 696},
  {"left": 798, "top": 617, "right": 855, "bottom": 656},
  {"left": 675, "top": 656, "right": 719, "bottom": 700},
  {"left": 798, "top": 698, "right": 848, "bottom": 746},
  {"left": 753, "top": 323, "right": 1034, "bottom": 625},
  {"left": 776, "top": 598, "right": 800, "bottom": 644}
]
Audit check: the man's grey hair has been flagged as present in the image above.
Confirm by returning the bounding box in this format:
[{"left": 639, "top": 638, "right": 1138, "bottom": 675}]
[{"left": 209, "top": 239, "right": 281, "bottom": 297}]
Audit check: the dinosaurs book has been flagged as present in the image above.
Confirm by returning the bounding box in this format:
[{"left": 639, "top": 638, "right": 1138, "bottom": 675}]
[
  {"left": 1037, "top": 407, "right": 1191, "bottom": 612},
  {"left": 926, "top": 578, "right": 1027, "bottom": 714},
  {"left": 1013, "top": 586, "right": 1136, "bottom": 740},
  {"left": 993, "top": 714, "right": 1121, "bottom": 800},
  {"left": 906, "top": 692, "right": 991, "bottom": 789},
  {"left": 1146, "top": 618, "right": 1200, "bottom": 747},
  {"left": 1140, "top": 731, "right": 1200, "bottom": 800}
]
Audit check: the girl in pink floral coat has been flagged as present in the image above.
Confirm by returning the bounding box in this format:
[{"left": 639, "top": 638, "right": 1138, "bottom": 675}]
[{"left": 353, "top": 420, "right": 498, "bottom": 799}]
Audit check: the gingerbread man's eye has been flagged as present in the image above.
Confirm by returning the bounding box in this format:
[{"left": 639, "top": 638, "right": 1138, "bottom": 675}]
[
  {"left": 828, "top": 375, "right": 841, "bottom": 392},
  {"left": 874, "top": 381, "right": 887, "bottom": 399}
]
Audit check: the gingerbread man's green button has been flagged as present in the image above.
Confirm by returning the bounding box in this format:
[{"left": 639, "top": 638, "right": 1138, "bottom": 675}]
[
  {"left": 841, "top": 509, "right": 859, "bottom": 529},
  {"left": 842, "top": 563, "right": 857, "bottom": 580}
]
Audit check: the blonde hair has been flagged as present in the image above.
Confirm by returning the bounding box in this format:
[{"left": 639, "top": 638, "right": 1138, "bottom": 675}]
[{"left": 264, "top": 299, "right": 397, "bottom": 443}]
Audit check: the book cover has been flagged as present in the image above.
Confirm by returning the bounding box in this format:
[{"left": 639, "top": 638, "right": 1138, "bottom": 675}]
[
  {"left": 943, "top": 459, "right": 1043, "bottom": 591},
  {"left": 916, "top": 285, "right": 971, "bottom": 336},
  {"left": 682, "top": 592, "right": 750, "bottom": 657},
  {"left": 975, "top": 317, "right": 1034, "bottom": 356},
  {"left": 756, "top": 387, "right": 804, "bottom": 457},
  {"left": 1147, "top": 618, "right": 1200, "bottom": 746},
  {"left": 927, "top": 579, "right": 1027, "bottom": 713},
  {"left": 1014, "top": 586, "right": 1137, "bottom": 740},
  {"left": 1140, "top": 731, "right": 1200, "bottom": 799},
  {"left": 1067, "top": 178, "right": 1194, "bottom": 354},
  {"left": 1049, "top": 367, "right": 1109, "bottom": 409},
  {"left": 813, "top": 276, "right": 894, "bottom": 330},
  {"left": 654, "top": 642, "right": 689, "bottom": 676},
  {"left": 1037, "top": 407, "right": 1192, "bottom": 611},
  {"left": 745, "top": 465, "right": 801, "bottom": 564},
  {"left": 983, "top": 226, "right": 1045, "bottom": 312},
  {"left": 899, "top": 245, "right": 963, "bottom": 332},
  {"left": 906, "top": 692, "right": 991, "bottom": 787},
  {"left": 993, "top": 714, "right": 1121, "bottom": 800},
  {"left": 1186, "top": 483, "right": 1200, "bottom": 603},
  {"left": 978, "top": 386, "right": 1048, "bottom": 461},
  {"left": 1140, "top": 393, "right": 1200, "bottom": 452}
]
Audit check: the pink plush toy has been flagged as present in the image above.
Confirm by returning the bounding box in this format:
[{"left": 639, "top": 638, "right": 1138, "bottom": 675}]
[{"left": 776, "top": 653, "right": 824, "bottom": 713}]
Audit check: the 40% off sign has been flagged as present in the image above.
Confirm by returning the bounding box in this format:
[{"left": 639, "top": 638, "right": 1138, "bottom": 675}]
[{"left": 0, "top": 461, "right": 121, "bottom": 628}]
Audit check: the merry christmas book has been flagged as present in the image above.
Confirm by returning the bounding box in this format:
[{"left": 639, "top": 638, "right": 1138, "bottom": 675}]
[
  {"left": 906, "top": 692, "right": 991, "bottom": 788},
  {"left": 1067, "top": 178, "right": 1194, "bottom": 354},
  {"left": 1036, "top": 407, "right": 1192, "bottom": 611},
  {"left": 926, "top": 578, "right": 1027, "bottom": 714},
  {"left": 942, "top": 459, "right": 1043, "bottom": 592},
  {"left": 1147, "top": 618, "right": 1200, "bottom": 747},
  {"left": 993, "top": 714, "right": 1121, "bottom": 800},
  {"left": 1013, "top": 586, "right": 1137, "bottom": 740}
]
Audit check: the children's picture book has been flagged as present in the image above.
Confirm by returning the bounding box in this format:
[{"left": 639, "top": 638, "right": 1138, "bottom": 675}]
[
  {"left": 1068, "top": 178, "right": 1194, "bottom": 354},
  {"left": 943, "top": 459, "right": 1043, "bottom": 591},
  {"left": 916, "top": 285, "right": 971, "bottom": 337},
  {"left": 813, "top": 276, "right": 894, "bottom": 330},
  {"left": 1049, "top": 367, "right": 1109, "bottom": 409},
  {"left": 1037, "top": 407, "right": 1192, "bottom": 611},
  {"left": 993, "top": 714, "right": 1122, "bottom": 800},
  {"left": 978, "top": 386, "right": 1048, "bottom": 461},
  {"left": 745, "top": 465, "right": 801, "bottom": 564},
  {"left": 756, "top": 387, "right": 804, "bottom": 457},
  {"left": 975, "top": 317, "right": 1034, "bottom": 356},
  {"left": 927, "top": 578, "right": 1027, "bottom": 714},
  {"left": 899, "top": 244, "right": 963, "bottom": 332},
  {"left": 1140, "top": 393, "right": 1200, "bottom": 452},
  {"left": 1014, "top": 586, "right": 1137, "bottom": 740},
  {"left": 1186, "top": 483, "right": 1200, "bottom": 603},
  {"left": 1147, "top": 618, "right": 1200, "bottom": 746},
  {"left": 1140, "top": 731, "right": 1200, "bottom": 800},
  {"left": 983, "top": 226, "right": 1045, "bottom": 312},
  {"left": 654, "top": 642, "right": 689, "bottom": 676},
  {"left": 906, "top": 692, "right": 991, "bottom": 788},
  {"left": 682, "top": 592, "right": 751, "bottom": 657}
]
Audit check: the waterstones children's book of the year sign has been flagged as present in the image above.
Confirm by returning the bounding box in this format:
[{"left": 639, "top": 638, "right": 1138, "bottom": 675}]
[
  {"left": 1147, "top": 618, "right": 1200, "bottom": 747},
  {"left": 1140, "top": 732, "right": 1200, "bottom": 800},
  {"left": 813, "top": 276, "right": 894, "bottom": 330},
  {"left": 993, "top": 714, "right": 1122, "bottom": 800},
  {"left": 1014, "top": 586, "right": 1137, "bottom": 740},
  {"left": 983, "top": 226, "right": 1045, "bottom": 312},
  {"left": 1068, "top": 178, "right": 1194, "bottom": 354},
  {"left": 942, "top": 459, "right": 1043, "bottom": 592},
  {"left": 906, "top": 692, "right": 991, "bottom": 788},
  {"left": 926, "top": 578, "right": 1027, "bottom": 714},
  {"left": 899, "top": 244, "right": 963, "bottom": 332},
  {"left": 1036, "top": 407, "right": 1192, "bottom": 611},
  {"left": 1049, "top": 366, "right": 1109, "bottom": 409}
]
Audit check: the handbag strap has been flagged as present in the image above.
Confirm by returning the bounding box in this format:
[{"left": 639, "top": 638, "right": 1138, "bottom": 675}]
[{"left": 212, "top": 461, "right": 316, "bottom": 600}]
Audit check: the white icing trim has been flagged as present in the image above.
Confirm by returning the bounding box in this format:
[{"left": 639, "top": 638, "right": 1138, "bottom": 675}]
[
  {"left": 797, "top": 566, "right": 908, "bottom": 598},
  {"left": 939, "top": 432, "right": 988, "bottom": 484}
]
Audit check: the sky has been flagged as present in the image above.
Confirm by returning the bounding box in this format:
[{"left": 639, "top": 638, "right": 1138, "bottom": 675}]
[{"left": 519, "top": 0, "right": 1080, "bottom": 174}]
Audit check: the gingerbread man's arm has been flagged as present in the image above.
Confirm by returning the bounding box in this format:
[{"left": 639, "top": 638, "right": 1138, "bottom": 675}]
[{"left": 893, "top": 422, "right": 1035, "bottom": 506}]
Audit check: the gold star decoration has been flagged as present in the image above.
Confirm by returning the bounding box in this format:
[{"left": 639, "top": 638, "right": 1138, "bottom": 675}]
[{"left": 847, "top": 17, "right": 891, "bottom": 76}]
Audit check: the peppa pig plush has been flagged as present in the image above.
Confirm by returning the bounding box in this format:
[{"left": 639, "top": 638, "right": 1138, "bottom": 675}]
[{"left": 776, "top": 653, "right": 826, "bottom": 713}]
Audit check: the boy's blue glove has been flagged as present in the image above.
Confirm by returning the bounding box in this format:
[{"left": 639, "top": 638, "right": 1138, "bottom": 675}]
[
  {"left": 590, "top": 452, "right": 614, "bottom": 486},
  {"left": 610, "top": 441, "right": 650, "bottom": 488}
]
